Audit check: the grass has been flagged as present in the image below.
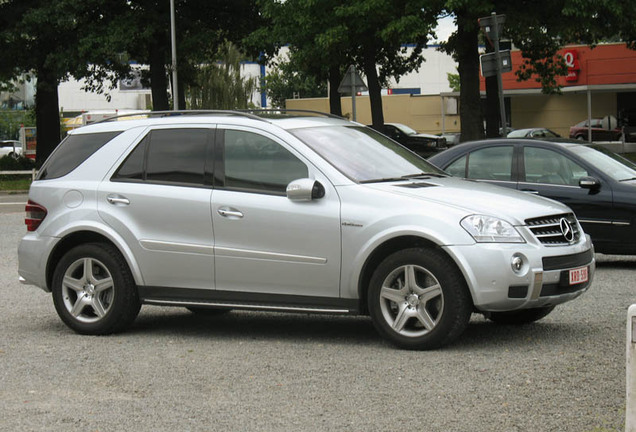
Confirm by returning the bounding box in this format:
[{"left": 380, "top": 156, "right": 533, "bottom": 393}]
[{"left": 0, "top": 176, "right": 31, "bottom": 191}]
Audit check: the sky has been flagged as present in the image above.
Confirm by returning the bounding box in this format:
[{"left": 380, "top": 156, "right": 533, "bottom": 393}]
[{"left": 432, "top": 15, "right": 456, "bottom": 43}]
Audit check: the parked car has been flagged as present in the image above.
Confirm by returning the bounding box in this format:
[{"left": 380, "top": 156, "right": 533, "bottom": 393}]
[
  {"left": 439, "top": 132, "right": 461, "bottom": 146},
  {"left": 569, "top": 119, "right": 621, "bottom": 141},
  {"left": 374, "top": 123, "right": 447, "bottom": 157},
  {"left": 429, "top": 138, "right": 636, "bottom": 254},
  {"left": 19, "top": 111, "right": 594, "bottom": 350},
  {"left": 0, "top": 140, "right": 23, "bottom": 158},
  {"left": 507, "top": 128, "right": 560, "bottom": 139}
]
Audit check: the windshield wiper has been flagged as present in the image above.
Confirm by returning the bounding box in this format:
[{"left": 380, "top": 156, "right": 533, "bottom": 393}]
[
  {"left": 360, "top": 172, "right": 447, "bottom": 184},
  {"left": 401, "top": 172, "right": 448, "bottom": 179}
]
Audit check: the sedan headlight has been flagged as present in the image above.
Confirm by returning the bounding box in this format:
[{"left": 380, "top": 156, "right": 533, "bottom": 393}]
[{"left": 461, "top": 215, "right": 525, "bottom": 243}]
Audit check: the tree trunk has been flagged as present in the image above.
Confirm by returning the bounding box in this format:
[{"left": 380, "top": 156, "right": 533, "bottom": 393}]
[
  {"left": 35, "top": 65, "right": 61, "bottom": 166},
  {"left": 150, "top": 39, "right": 170, "bottom": 111},
  {"left": 363, "top": 44, "right": 384, "bottom": 128},
  {"left": 456, "top": 15, "right": 484, "bottom": 142},
  {"left": 328, "top": 66, "right": 342, "bottom": 117}
]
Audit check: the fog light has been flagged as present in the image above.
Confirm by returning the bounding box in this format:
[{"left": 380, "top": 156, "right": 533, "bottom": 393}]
[{"left": 511, "top": 254, "right": 525, "bottom": 274}]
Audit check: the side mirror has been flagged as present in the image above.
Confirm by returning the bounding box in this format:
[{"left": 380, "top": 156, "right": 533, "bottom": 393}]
[
  {"left": 286, "top": 178, "right": 325, "bottom": 201},
  {"left": 579, "top": 176, "right": 600, "bottom": 190}
]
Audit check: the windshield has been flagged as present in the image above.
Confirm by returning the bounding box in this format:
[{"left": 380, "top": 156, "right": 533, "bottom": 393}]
[
  {"left": 394, "top": 124, "right": 417, "bottom": 135},
  {"left": 290, "top": 125, "right": 445, "bottom": 183},
  {"left": 579, "top": 145, "right": 636, "bottom": 181}
]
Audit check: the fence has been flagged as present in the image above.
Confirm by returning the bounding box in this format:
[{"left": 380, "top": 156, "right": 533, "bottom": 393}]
[{"left": 0, "top": 169, "right": 38, "bottom": 181}]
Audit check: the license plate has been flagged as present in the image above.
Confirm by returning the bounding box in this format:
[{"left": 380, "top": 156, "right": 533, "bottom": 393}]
[{"left": 569, "top": 266, "right": 589, "bottom": 285}]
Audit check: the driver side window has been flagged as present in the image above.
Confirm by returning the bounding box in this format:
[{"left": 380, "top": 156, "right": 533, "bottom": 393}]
[
  {"left": 221, "top": 129, "right": 308, "bottom": 195},
  {"left": 524, "top": 147, "right": 588, "bottom": 185}
]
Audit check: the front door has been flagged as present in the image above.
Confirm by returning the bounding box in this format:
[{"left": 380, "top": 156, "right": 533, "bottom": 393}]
[
  {"left": 211, "top": 127, "right": 341, "bottom": 299},
  {"left": 518, "top": 145, "right": 615, "bottom": 243}
]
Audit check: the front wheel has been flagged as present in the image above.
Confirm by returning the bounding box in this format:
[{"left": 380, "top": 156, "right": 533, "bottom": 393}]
[
  {"left": 368, "top": 248, "right": 473, "bottom": 350},
  {"left": 485, "top": 306, "right": 555, "bottom": 325},
  {"left": 51, "top": 243, "right": 140, "bottom": 335}
]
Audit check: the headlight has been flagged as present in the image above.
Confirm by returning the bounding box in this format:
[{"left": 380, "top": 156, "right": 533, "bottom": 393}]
[{"left": 461, "top": 215, "right": 525, "bottom": 243}]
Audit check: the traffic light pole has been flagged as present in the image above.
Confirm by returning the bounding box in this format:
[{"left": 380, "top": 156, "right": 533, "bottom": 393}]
[{"left": 491, "top": 13, "right": 507, "bottom": 133}]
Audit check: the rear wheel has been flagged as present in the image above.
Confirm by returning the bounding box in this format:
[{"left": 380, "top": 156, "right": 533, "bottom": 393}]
[
  {"left": 368, "top": 248, "right": 472, "bottom": 350},
  {"left": 485, "top": 306, "right": 555, "bottom": 325},
  {"left": 52, "top": 243, "right": 140, "bottom": 335}
]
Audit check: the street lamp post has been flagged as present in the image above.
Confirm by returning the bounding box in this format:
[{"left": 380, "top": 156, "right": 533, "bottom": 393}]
[{"left": 170, "top": 0, "right": 179, "bottom": 110}]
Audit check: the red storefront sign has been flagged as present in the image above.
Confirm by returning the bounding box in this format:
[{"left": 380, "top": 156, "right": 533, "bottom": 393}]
[{"left": 563, "top": 49, "right": 580, "bottom": 82}]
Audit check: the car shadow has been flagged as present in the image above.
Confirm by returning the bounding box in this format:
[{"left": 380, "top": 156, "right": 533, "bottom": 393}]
[
  {"left": 128, "top": 308, "right": 383, "bottom": 347},
  {"left": 120, "top": 307, "right": 588, "bottom": 351}
]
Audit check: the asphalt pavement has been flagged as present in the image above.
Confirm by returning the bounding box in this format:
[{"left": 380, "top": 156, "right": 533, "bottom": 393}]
[
  {"left": 0, "top": 210, "right": 634, "bottom": 432},
  {"left": 0, "top": 192, "right": 27, "bottom": 214}
]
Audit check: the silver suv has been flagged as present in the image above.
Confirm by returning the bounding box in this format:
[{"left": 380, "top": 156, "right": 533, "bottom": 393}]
[{"left": 18, "top": 111, "right": 595, "bottom": 349}]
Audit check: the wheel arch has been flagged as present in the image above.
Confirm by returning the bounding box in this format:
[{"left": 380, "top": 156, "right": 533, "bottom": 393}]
[
  {"left": 46, "top": 230, "right": 143, "bottom": 291},
  {"left": 356, "top": 235, "right": 470, "bottom": 315}
]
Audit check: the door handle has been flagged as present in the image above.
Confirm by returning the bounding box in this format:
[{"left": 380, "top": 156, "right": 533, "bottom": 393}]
[
  {"left": 107, "top": 195, "right": 130, "bottom": 205},
  {"left": 217, "top": 207, "right": 243, "bottom": 218}
]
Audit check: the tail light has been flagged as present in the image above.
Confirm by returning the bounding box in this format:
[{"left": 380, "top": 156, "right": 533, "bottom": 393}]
[{"left": 25, "top": 200, "right": 47, "bottom": 232}]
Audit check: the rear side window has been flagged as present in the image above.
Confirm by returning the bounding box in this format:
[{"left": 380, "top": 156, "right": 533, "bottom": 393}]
[
  {"left": 38, "top": 131, "right": 122, "bottom": 180},
  {"left": 113, "top": 128, "right": 211, "bottom": 186}
]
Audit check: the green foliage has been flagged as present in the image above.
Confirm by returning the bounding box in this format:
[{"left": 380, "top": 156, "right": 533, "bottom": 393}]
[
  {"left": 447, "top": 72, "right": 460, "bottom": 92},
  {"left": 262, "top": 60, "right": 327, "bottom": 109},
  {"left": 0, "top": 154, "right": 36, "bottom": 171},
  {"left": 0, "top": 110, "right": 33, "bottom": 140},
  {"left": 185, "top": 42, "right": 259, "bottom": 110}
]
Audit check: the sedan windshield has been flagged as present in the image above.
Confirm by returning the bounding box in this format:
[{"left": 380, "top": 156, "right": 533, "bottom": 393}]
[
  {"left": 580, "top": 145, "right": 636, "bottom": 181},
  {"left": 394, "top": 124, "right": 417, "bottom": 135},
  {"left": 290, "top": 126, "right": 445, "bottom": 183}
]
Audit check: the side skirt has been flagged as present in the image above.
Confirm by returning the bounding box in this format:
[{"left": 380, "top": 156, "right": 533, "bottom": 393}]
[{"left": 138, "top": 286, "right": 361, "bottom": 315}]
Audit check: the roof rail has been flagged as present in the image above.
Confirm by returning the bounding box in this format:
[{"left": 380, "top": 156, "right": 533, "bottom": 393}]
[
  {"left": 94, "top": 110, "right": 267, "bottom": 124},
  {"left": 236, "top": 109, "right": 344, "bottom": 120},
  {"left": 94, "top": 109, "right": 343, "bottom": 124}
]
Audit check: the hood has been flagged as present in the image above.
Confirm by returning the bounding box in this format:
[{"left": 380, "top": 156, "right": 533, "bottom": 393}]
[{"left": 365, "top": 176, "right": 571, "bottom": 225}]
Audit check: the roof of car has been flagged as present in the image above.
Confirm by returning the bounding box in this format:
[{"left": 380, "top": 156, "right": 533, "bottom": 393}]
[
  {"left": 428, "top": 137, "right": 586, "bottom": 163},
  {"left": 68, "top": 110, "right": 354, "bottom": 135}
]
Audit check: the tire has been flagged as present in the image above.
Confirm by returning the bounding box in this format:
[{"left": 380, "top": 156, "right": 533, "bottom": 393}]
[
  {"left": 368, "top": 247, "right": 473, "bottom": 350},
  {"left": 51, "top": 243, "right": 140, "bottom": 335},
  {"left": 485, "top": 306, "right": 555, "bottom": 325},
  {"left": 186, "top": 306, "right": 232, "bottom": 316}
]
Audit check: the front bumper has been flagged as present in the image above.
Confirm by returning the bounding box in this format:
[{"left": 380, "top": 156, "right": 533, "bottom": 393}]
[{"left": 444, "top": 235, "right": 595, "bottom": 312}]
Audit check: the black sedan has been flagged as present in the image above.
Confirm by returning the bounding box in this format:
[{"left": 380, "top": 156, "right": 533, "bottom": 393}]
[
  {"left": 428, "top": 138, "right": 636, "bottom": 255},
  {"left": 374, "top": 123, "right": 447, "bottom": 157}
]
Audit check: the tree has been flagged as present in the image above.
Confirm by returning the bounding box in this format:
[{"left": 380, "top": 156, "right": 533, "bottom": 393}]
[
  {"left": 185, "top": 42, "right": 259, "bottom": 110},
  {"left": 118, "top": 0, "right": 261, "bottom": 111},
  {"left": 251, "top": 0, "right": 350, "bottom": 116},
  {"left": 253, "top": 0, "right": 442, "bottom": 126},
  {"left": 262, "top": 59, "right": 327, "bottom": 109},
  {"left": 442, "top": 0, "right": 636, "bottom": 142},
  {"left": 333, "top": 0, "right": 442, "bottom": 128},
  {"left": 0, "top": 0, "right": 132, "bottom": 164}
]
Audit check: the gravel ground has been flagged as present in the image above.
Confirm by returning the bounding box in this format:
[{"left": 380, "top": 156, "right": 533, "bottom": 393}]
[{"left": 0, "top": 211, "right": 634, "bottom": 432}]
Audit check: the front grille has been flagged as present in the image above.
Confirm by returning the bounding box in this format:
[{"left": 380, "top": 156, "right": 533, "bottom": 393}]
[{"left": 525, "top": 213, "right": 581, "bottom": 246}]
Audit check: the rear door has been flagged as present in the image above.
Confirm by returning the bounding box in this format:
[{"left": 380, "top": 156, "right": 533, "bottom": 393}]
[{"left": 98, "top": 126, "right": 215, "bottom": 290}]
